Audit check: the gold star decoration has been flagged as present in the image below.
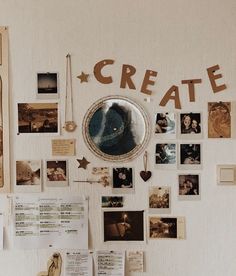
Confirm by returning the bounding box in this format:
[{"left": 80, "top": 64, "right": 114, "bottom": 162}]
[
  {"left": 77, "top": 157, "right": 90, "bottom": 169},
  {"left": 77, "top": 72, "right": 89, "bottom": 83}
]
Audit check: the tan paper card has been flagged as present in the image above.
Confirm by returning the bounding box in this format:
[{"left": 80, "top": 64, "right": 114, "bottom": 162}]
[{"left": 52, "top": 139, "right": 75, "bottom": 156}]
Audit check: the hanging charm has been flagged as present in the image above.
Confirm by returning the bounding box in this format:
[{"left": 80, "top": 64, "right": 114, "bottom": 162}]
[
  {"left": 63, "top": 53, "right": 77, "bottom": 132},
  {"left": 140, "top": 151, "right": 152, "bottom": 182}
]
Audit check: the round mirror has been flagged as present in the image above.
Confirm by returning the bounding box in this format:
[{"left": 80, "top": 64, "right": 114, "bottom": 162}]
[{"left": 83, "top": 96, "right": 150, "bottom": 162}]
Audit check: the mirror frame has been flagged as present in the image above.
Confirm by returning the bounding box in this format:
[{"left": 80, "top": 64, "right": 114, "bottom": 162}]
[{"left": 82, "top": 95, "right": 151, "bottom": 162}]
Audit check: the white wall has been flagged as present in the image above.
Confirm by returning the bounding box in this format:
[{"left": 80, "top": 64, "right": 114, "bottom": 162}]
[{"left": 0, "top": 0, "right": 236, "bottom": 275}]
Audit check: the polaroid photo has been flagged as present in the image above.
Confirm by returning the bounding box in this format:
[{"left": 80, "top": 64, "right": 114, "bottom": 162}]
[
  {"left": 217, "top": 165, "right": 236, "bottom": 185},
  {"left": 37, "top": 72, "right": 59, "bottom": 99},
  {"left": 103, "top": 210, "right": 145, "bottom": 242},
  {"left": 179, "top": 112, "right": 202, "bottom": 139},
  {"left": 46, "top": 160, "right": 68, "bottom": 187},
  {"left": 148, "top": 216, "right": 185, "bottom": 239},
  {"left": 179, "top": 143, "right": 202, "bottom": 170},
  {"left": 178, "top": 174, "right": 200, "bottom": 200},
  {"left": 155, "top": 143, "right": 176, "bottom": 169},
  {"left": 101, "top": 196, "right": 124, "bottom": 208},
  {"left": 149, "top": 186, "right": 171, "bottom": 214},
  {"left": 154, "top": 112, "right": 176, "bottom": 139},
  {"left": 208, "top": 102, "right": 231, "bottom": 138},
  {"left": 17, "top": 103, "right": 59, "bottom": 134},
  {"left": 92, "top": 167, "right": 111, "bottom": 187},
  {"left": 15, "top": 160, "right": 42, "bottom": 193},
  {"left": 112, "top": 168, "right": 134, "bottom": 194}
]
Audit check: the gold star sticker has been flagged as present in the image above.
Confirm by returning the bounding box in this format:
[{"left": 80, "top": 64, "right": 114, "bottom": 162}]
[
  {"left": 77, "top": 157, "right": 90, "bottom": 169},
  {"left": 77, "top": 72, "right": 89, "bottom": 83}
]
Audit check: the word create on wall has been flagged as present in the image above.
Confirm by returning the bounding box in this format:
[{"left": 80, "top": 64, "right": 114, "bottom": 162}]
[{"left": 93, "top": 60, "right": 227, "bottom": 109}]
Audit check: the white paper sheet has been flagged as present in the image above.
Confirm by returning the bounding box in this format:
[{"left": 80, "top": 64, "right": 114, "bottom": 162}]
[
  {"left": 65, "top": 250, "right": 93, "bottom": 276},
  {"left": 95, "top": 250, "right": 125, "bottom": 276},
  {"left": 127, "top": 251, "right": 144, "bottom": 272},
  {"left": 14, "top": 195, "right": 88, "bottom": 249}
]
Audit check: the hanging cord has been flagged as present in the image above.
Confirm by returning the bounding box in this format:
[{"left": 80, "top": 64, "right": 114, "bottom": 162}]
[
  {"left": 65, "top": 53, "right": 74, "bottom": 122},
  {"left": 143, "top": 151, "right": 148, "bottom": 172}
]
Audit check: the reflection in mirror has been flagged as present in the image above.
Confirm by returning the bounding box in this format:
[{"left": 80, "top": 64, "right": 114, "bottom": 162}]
[{"left": 83, "top": 96, "right": 150, "bottom": 162}]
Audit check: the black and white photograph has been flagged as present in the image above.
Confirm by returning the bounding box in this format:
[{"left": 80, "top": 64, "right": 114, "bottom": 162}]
[
  {"left": 37, "top": 72, "right": 59, "bottom": 99},
  {"left": 101, "top": 196, "right": 124, "bottom": 208},
  {"left": 18, "top": 103, "right": 59, "bottom": 134},
  {"left": 15, "top": 160, "right": 42, "bottom": 193},
  {"left": 180, "top": 113, "right": 202, "bottom": 138},
  {"left": 178, "top": 174, "right": 200, "bottom": 200},
  {"left": 155, "top": 143, "right": 176, "bottom": 168},
  {"left": 179, "top": 143, "right": 201, "bottom": 169},
  {"left": 103, "top": 211, "right": 144, "bottom": 242},
  {"left": 155, "top": 112, "right": 176, "bottom": 138},
  {"left": 46, "top": 160, "right": 68, "bottom": 187},
  {"left": 112, "top": 167, "right": 134, "bottom": 193},
  {"left": 149, "top": 186, "right": 170, "bottom": 213},
  {"left": 149, "top": 216, "right": 185, "bottom": 239}
]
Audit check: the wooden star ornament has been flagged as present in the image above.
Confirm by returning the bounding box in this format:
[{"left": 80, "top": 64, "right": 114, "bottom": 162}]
[
  {"left": 77, "top": 72, "right": 89, "bottom": 83},
  {"left": 77, "top": 157, "right": 90, "bottom": 169}
]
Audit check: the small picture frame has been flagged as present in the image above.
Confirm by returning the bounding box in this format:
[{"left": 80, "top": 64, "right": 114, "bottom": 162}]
[
  {"left": 101, "top": 196, "right": 124, "bottom": 208},
  {"left": 112, "top": 168, "right": 134, "bottom": 194},
  {"left": 148, "top": 216, "right": 185, "bottom": 239},
  {"left": 155, "top": 143, "right": 176, "bottom": 169},
  {"left": 46, "top": 160, "right": 68, "bottom": 187},
  {"left": 179, "top": 112, "right": 202, "bottom": 139},
  {"left": 179, "top": 143, "right": 202, "bottom": 170},
  {"left": 15, "top": 160, "right": 42, "bottom": 193},
  {"left": 217, "top": 165, "right": 236, "bottom": 185},
  {"left": 149, "top": 186, "right": 171, "bottom": 213},
  {"left": 178, "top": 174, "right": 200, "bottom": 200},
  {"left": 155, "top": 112, "right": 176, "bottom": 138},
  {"left": 103, "top": 210, "right": 145, "bottom": 242},
  {"left": 37, "top": 72, "right": 59, "bottom": 99}
]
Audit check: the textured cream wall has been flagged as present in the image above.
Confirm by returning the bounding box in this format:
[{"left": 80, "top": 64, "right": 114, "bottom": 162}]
[{"left": 0, "top": 0, "right": 236, "bottom": 275}]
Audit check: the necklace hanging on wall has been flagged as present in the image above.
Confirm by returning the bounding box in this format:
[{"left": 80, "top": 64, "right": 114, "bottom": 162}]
[
  {"left": 63, "top": 53, "right": 77, "bottom": 132},
  {"left": 140, "top": 151, "right": 152, "bottom": 182}
]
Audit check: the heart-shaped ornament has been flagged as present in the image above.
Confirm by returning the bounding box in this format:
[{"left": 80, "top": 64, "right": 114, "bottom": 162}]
[{"left": 140, "top": 170, "right": 152, "bottom": 182}]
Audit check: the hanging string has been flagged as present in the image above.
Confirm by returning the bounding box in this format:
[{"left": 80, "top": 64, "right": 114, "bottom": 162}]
[
  {"left": 65, "top": 53, "right": 74, "bottom": 122},
  {"left": 143, "top": 151, "right": 148, "bottom": 172}
]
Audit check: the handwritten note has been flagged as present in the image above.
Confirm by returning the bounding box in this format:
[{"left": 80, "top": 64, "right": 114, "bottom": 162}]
[{"left": 52, "top": 139, "right": 75, "bottom": 156}]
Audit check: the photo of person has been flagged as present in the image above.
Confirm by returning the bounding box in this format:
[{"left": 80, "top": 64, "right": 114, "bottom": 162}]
[
  {"left": 149, "top": 217, "right": 177, "bottom": 239},
  {"left": 178, "top": 174, "right": 200, "bottom": 198},
  {"left": 46, "top": 160, "right": 68, "bottom": 187},
  {"left": 208, "top": 102, "right": 231, "bottom": 138},
  {"left": 113, "top": 168, "right": 133, "bottom": 192},
  {"left": 155, "top": 144, "right": 176, "bottom": 165},
  {"left": 180, "top": 144, "right": 201, "bottom": 165},
  {"left": 155, "top": 113, "right": 176, "bottom": 134},
  {"left": 103, "top": 211, "right": 144, "bottom": 241},
  {"left": 180, "top": 113, "right": 201, "bottom": 135},
  {"left": 149, "top": 186, "right": 170, "bottom": 213}
]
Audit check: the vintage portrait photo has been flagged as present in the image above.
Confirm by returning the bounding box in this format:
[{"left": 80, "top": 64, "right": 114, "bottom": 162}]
[
  {"left": 46, "top": 160, "right": 68, "bottom": 187},
  {"left": 15, "top": 160, "right": 41, "bottom": 192},
  {"left": 149, "top": 216, "right": 185, "bottom": 239},
  {"left": 155, "top": 112, "right": 176, "bottom": 137},
  {"left": 103, "top": 211, "right": 144, "bottom": 242},
  {"left": 112, "top": 167, "right": 134, "bottom": 193},
  {"left": 155, "top": 143, "right": 176, "bottom": 168},
  {"left": 18, "top": 103, "right": 59, "bottom": 134},
  {"left": 37, "top": 72, "right": 58, "bottom": 99},
  {"left": 149, "top": 186, "right": 170, "bottom": 213},
  {"left": 180, "top": 113, "right": 202, "bottom": 138},
  {"left": 208, "top": 102, "right": 231, "bottom": 138},
  {"left": 178, "top": 174, "right": 200, "bottom": 200},
  {"left": 101, "top": 196, "right": 124, "bottom": 208},
  {"left": 179, "top": 143, "right": 201, "bottom": 169}
]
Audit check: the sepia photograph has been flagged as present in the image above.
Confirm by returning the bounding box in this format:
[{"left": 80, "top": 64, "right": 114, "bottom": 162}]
[
  {"left": 179, "top": 143, "right": 201, "bottom": 169},
  {"left": 103, "top": 211, "right": 144, "bottom": 242},
  {"left": 18, "top": 103, "right": 59, "bottom": 134},
  {"left": 208, "top": 102, "right": 231, "bottom": 138},
  {"left": 180, "top": 113, "right": 202, "bottom": 138},
  {"left": 149, "top": 216, "right": 185, "bottom": 239},
  {"left": 46, "top": 160, "right": 68, "bottom": 187},
  {"left": 155, "top": 143, "right": 176, "bottom": 168},
  {"left": 149, "top": 186, "right": 170, "bottom": 213},
  {"left": 155, "top": 112, "right": 176, "bottom": 137},
  {"left": 92, "top": 167, "right": 111, "bottom": 187},
  {"left": 178, "top": 174, "right": 200, "bottom": 200},
  {"left": 37, "top": 72, "right": 58, "bottom": 99},
  {"left": 15, "top": 160, "right": 42, "bottom": 192},
  {"left": 112, "top": 167, "right": 134, "bottom": 193},
  {"left": 101, "top": 196, "right": 124, "bottom": 208}
]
